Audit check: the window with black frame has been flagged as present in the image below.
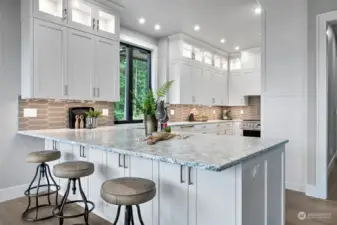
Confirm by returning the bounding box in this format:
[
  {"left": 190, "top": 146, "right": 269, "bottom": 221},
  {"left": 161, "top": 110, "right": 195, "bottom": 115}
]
[{"left": 114, "top": 43, "right": 151, "bottom": 124}]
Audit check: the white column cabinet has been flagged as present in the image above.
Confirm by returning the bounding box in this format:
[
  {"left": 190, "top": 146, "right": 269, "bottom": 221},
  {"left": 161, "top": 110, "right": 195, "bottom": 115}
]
[
  {"left": 33, "top": 0, "right": 67, "bottom": 25},
  {"left": 229, "top": 75, "right": 248, "bottom": 106},
  {"left": 33, "top": 19, "right": 67, "bottom": 99},
  {"left": 159, "top": 163, "right": 189, "bottom": 225},
  {"left": 93, "top": 37, "right": 120, "bottom": 102},
  {"left": 67, "top": 29, "right": 95, "bottom": 101}
]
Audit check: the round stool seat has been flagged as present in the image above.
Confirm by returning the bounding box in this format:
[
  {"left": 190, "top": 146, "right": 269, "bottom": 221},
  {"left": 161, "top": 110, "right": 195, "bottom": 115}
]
[
  {"left": 26, "top": 151, "right": 61, "bottom": 163},
  {"left": 53, "top": 161, "right": 94, "bottom": 178},
  {"left": 101, "top": 177, "right": 156, "bottom": 206}
]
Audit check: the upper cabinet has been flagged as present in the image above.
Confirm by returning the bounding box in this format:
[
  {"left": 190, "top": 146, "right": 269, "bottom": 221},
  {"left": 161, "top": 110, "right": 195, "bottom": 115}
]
[
  {"left": 168, "top": 34, "right": 229, "bottom": 106},
  {"left": 33, "top": 0, "right": 66, "bottom": 24},
  {"left": 21, "top": 0, "right": 120, "bottom": 100},
  {"left": 241, "top": 48, "right": 261, "bottom": 71},
  {"left": 29, "top": 0, "right": 120, "bottom": 41}
]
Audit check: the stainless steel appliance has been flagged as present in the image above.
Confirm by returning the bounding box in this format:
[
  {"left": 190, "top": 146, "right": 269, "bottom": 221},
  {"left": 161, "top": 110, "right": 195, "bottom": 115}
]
[{"left": 240, "top": 120, "right": 261, "bottom": 137}]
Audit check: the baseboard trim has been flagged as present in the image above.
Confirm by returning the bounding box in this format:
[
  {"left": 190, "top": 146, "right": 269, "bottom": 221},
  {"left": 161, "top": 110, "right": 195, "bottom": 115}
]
[
  {"left": 0, "top": 184, "right": 27, "bottom": 203},
  {"left": 286, "top": 181, "right": 305, "bottom": 193}
]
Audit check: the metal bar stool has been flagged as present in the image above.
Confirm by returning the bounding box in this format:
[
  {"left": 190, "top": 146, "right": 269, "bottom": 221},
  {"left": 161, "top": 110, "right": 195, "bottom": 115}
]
[
  {"left": 22, "top": 150, "right": 61, "bottom": 222},
  {"left": 101, "top": 177, "right": 156, "bottom": 225},
  {"left": 52, "top": 161, "right": 95, "bottom": 225}
]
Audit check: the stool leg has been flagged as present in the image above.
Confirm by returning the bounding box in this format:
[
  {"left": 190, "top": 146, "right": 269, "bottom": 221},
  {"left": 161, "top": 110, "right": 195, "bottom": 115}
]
[
  {"left": 136, "top": 205, "right": 145, "bottom": 225},
  {"left": 58, "top": 179, "right": 71, "bottom": 225},
  {"left": 22, "top": 164, "right": 40, "bottom": 215},
  {"left": 113, "top": 205, "right": 121, "bottom": 225},
  {"left": 46, "top": 163, "right": 59, "bottom": 205},
  {"left": 43, "top": 164, "right": 52, "bottom": 205},
  {"left": 78, "top": 178, "right": 89, "bottom": 225},
  {"left": 130, "top": 206, "right": 135, "bottom": 225},
  {"left": 124, "top": 206, "right": 130, "bottom": 225},
  {"left": 33, "top": 164, "right": 43, "bottom": 221}
]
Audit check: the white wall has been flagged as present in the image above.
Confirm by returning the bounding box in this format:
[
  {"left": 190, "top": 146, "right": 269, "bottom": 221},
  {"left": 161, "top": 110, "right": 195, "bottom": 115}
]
[
  {"left": 259, "top": 0, "right": 308, "bottom": 192},
  {"left": 327, "top": 25, "right": 337, "bottom": 167},
  {"left": 0, "top": 0, "right": 44, "bottom": 202},
  {"left": 307, "top": 0, "right": 337, "bottom": 189}
]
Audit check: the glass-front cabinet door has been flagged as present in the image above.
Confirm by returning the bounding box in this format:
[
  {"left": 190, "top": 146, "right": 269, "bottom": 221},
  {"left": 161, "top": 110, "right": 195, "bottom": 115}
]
[
  {"left": 68, "top": 0, "right": 94, "bottom": 33},
  {"left": 34, "top": 0, "right": 66, "bottom": 24},
  {"left": 96, "top": 9, "right": 119, "bottom": 40}
]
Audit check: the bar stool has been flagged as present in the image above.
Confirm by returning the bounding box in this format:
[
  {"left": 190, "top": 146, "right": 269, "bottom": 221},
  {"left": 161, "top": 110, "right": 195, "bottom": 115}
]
[
  {"left": 52, "top": 161, "right": 95, "bottom": 225},
  {"left": 100, "top": 177, "right": 156, "bottom": 225},
  {"left": 22, "top": 150, "right": 61, "bottom": 222}
]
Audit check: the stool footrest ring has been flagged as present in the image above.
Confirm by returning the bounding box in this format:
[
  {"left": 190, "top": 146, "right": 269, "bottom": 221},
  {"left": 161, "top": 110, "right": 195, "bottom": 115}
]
[{"left": 52, "top": 200, "right": 95, "bottom": 219}]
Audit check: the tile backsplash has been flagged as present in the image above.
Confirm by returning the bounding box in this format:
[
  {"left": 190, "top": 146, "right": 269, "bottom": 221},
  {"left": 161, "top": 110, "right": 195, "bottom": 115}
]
[
  {"left": 168, "top": 96, "right": 261, "bottom": 122},
  {"left": 228, "top": 96, "right": 261, "bottom": 120},
  {"left": 19, "top": 99, "right": 114, "bottom": 130}
]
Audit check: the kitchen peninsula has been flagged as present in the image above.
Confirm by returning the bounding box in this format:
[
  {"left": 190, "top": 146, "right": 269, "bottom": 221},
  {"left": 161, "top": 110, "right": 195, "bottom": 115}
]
[{"left": 19, "top": 126, "right": 288, "bottom": 225}]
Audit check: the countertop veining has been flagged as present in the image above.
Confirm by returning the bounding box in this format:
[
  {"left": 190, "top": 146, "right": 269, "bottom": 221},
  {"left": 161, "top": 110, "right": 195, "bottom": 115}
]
[{"left": 18, "top": 126, "right": 287, "bottom": 172}]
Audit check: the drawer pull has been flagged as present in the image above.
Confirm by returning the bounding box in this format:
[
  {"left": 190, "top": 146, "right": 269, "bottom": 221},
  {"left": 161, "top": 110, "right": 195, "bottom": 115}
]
[
  {"left": 123, "top": 155, "right": 128, "bottom": 169},
  {"left": 180, "top": 125, "right": 194, "bottom": 129},
  {"left": 188, "top": 167, "right": 193, "bottom": 185},
  {"left": 118, "top": 154, "right": 122, "bottom": 168},
  {"left": 180, "top": 165, "right": 185, "bottom": 183}
]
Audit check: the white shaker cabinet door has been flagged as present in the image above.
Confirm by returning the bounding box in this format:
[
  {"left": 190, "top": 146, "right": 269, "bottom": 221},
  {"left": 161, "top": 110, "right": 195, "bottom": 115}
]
[
  {"left": 126, "top": 157, "right": 156, "bottom": 225},
  {"left": 33, "top": 0, "right": 66, "bottom": 25},
  {"left": 45, "top": 140, "right": 60, "bottom": 188},
  {"left": 88, "top": 149, "right": 107, "bottom": 216},
  {"left": 193, "top": 167, "right": 236, "bottom": 225},
  {"left": 33, "top": 19, "right": 67, "bottom": 99},
  {"left": 159, "top": 162, "right": 188, "bottom": 225},
  {"left": 67, "top": 29, "right": 95, "bottom": 101},
  {"left": 94, "top": 37, "right": 119, "bottom": 102},
  {"left": 96, "top": 8, "right": 119, "bottom": 40},
  {"left": 67, "top": 0, "right": 95, "bottom": 34},
  {"left": 104, "top": 152, "right": 127, "bottom": 224}
]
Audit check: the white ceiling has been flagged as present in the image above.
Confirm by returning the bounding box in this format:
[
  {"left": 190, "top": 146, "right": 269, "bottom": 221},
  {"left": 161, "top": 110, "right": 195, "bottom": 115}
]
[{"left": 109, "top": 0, "right": 261, "bottom": 53}]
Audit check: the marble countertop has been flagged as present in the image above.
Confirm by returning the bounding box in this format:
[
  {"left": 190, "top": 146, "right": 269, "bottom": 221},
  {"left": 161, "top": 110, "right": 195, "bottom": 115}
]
[{"left": 18, "top": 126, "right": 287, "bottom": 172}]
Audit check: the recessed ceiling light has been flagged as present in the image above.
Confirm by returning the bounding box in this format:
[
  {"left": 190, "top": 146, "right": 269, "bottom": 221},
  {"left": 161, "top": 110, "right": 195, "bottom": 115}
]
[
  {"left": 235, "top": 46, "right": 240, "bottom": 51},
  {"left": 138, "top": 17, "right": 146, "bottom": 24},
  {"left": 194, "top": 25, "right": 200, "bottom": 31},
  {"left": 220, "top": 39, "right": 226, "bottom": 43},
  {"left": 154, "top": 24, "right": 161, "bottom": 31},
  {"left": 254, "top": 7, "right": 262, "bottom": 15}
]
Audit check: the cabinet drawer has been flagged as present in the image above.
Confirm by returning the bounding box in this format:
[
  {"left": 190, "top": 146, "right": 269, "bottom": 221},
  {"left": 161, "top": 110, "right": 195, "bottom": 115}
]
[{"left": 194, "top": 123, "right": 218, "bottom": 131}]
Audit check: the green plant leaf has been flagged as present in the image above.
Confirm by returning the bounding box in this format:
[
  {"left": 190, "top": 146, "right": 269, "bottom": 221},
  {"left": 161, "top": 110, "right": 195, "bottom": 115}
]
[{"left": 156, "top": 80, "right": 174, "bottom": 98}]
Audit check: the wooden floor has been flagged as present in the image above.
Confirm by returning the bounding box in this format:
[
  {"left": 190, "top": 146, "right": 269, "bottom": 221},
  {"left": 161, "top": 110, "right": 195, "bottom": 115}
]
[{"left": 2, "top": 164, "right": 337, "bottom": 225}]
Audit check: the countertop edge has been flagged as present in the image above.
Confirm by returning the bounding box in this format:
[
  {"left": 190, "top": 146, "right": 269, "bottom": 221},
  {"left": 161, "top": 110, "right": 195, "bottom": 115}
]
[{"left": 18, "top": 131, "right": 288, "bottom": 172}]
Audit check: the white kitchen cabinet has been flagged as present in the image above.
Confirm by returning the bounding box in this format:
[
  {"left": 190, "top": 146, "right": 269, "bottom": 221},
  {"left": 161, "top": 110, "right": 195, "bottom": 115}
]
[
  {"left": 68, "top": 0, "right": 94, "bottom": 33},
  {"left": 233, "top": 121, "right": 243, "bottom": 136},
  {"left": 241, "top": 49, "right": 261, "bottom": 71},
  {"left": 213, "top": 72, "right": 229, "bottom": 106},
  {"left": 58, "top": 143, "right": 74, "bottom": 196},
  {"left": 159, "top": 162, "right": 188, "bottom": 225},
  {"left": 96, "top": 8, "right": 119, "bottom": 40},
  {"left": 241, "top": 71, "right": 261, "bottom": 95},
  {"left": 88, "top": 148, "right": 106, "bottom": 216},
  {"left": 24, "top": 19, "right": 67, "bottom": 99},
  {"left": 67, "top": 28, "right": 95, "bottom": 101},
  {"left": 104, "top": 152, "right": 127, "bottom": 224},
  {"left": 229, "top": 75, "right": 248, "bottom": 106},
  {"left": 194, "top": 168, "right": 236, "bottom": 225},
  {"left": 127, "top": 157, "right": 156, "bottom": 225},
  {"left": 169, "top": 61, "right": 203, "bottom": 105},
  {"left": 93, "top": 37, "right": 120, "bottom": 102},
  {"left": 45, "top": 140, "right": 60, "bottom": 187},
  {"left": 32, "top": 0, "right": 66, "bottom": 25}
]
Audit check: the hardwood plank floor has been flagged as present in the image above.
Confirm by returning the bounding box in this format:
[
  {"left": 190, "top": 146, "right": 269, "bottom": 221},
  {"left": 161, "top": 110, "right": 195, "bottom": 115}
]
[{"left": 1, "top": 163, "right": 337, "bottom": 225}]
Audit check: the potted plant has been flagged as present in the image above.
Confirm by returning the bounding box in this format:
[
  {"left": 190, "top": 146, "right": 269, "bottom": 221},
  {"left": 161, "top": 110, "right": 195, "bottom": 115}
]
[
  {"left": 133, "top": 80, "right": 174, "bottom": 135},
  {"left": 84, "top": 109, "right": 102, "bottom": 129}
]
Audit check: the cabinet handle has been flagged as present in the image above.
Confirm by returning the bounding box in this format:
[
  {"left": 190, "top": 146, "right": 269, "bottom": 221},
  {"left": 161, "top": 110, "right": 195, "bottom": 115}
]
[
  {"left": 79, "top": 146, "right": 82, "bottom": 157},
  {"left": 82, "top": 147, "right": 86, "bottom": 158},
  {"left": 63, "top": 9, "right": 67, "bottom": 20},
  {"left": 118, "top": 154, "right": 122, "bottom": 168},
  {"left": 188, "top": 167, "right": 193, "bottom": 185},
  {"left": 93, "top": 87, "right": 96, "bottom": 97},
  {"left": 97, "top": 20, "right": 100, "bottom": 31},
  {"left": 124, "top": 155, "right": 128, "bottom": 169},
  {"left": 64, "top": 85, "right": 68, "bottom": 96},
  {"left": 180, "top": 165, "right": 185, "bottom": 183},
  {"left": 97, "top": 88, "right": 100, "bottom": 98},
  {"left": 93, "top": 18, "right": 96, "bottom": 30}
]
